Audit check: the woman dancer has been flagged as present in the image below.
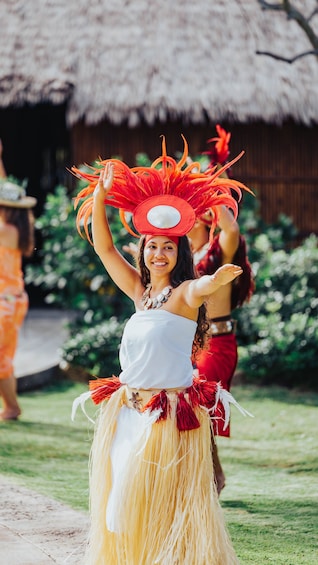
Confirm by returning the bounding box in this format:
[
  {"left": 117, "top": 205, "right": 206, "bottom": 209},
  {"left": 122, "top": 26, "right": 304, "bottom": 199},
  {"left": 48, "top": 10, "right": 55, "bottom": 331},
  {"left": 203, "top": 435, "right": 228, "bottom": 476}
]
[{"left": 72, "top": 137, "right": 252, "bottom": 564}]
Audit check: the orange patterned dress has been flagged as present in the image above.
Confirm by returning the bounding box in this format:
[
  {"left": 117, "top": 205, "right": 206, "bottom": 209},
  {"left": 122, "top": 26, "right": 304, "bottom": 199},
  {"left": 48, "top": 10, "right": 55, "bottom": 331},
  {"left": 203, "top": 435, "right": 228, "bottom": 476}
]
[{"left": 0, "top": 245, "right": 28, "bottom": 380}]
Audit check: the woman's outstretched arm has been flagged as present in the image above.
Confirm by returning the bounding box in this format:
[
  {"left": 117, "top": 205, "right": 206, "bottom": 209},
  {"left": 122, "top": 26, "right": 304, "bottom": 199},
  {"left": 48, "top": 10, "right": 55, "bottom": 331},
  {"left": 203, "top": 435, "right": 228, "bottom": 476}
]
[{"left": 184, "top": 263, "right": 243, "bottom": 308}]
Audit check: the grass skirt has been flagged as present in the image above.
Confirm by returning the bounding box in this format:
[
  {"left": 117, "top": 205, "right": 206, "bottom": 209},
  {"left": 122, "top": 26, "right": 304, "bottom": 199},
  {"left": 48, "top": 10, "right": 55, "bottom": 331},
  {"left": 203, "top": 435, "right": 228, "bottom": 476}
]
[{"left": 85, "top": 385, "right": 239, "bottom": 565}]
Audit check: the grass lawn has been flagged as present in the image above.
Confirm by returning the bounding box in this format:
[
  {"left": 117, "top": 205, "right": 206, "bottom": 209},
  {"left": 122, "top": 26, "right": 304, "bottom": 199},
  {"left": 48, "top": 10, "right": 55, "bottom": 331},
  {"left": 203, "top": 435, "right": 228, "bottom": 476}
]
[{"left": 1, "top": 379, "right": 317, "bottom": 564}]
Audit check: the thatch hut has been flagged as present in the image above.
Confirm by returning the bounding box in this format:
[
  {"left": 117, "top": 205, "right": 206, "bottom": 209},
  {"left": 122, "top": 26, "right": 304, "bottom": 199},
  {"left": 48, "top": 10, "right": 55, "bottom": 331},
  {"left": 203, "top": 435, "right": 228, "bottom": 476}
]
[{"left": 0, "top": 0, "right": 317, "bottom": 238}]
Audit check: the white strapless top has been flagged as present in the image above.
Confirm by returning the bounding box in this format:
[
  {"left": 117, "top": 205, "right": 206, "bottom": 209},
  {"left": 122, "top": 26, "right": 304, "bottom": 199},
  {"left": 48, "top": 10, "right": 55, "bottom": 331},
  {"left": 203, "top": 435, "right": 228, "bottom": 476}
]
[{"left": 119, "top": 310, "right": 196, "bottom": 389}]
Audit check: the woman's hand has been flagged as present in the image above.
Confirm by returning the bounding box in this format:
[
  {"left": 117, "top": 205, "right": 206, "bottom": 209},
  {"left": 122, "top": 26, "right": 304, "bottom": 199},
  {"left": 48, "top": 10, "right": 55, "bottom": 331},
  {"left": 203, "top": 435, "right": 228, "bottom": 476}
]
[
  {"left": 122, "top": 242, "right": 138, "bottom": 260},
  {"left": 211, "top": 263, "right": 242, "bottom": 286},
  {"left": 94, "top": 162, "right": 114, "bottom": 201},
  {"left": 185, "top": 263, "right": 243, "bottom": 307}
]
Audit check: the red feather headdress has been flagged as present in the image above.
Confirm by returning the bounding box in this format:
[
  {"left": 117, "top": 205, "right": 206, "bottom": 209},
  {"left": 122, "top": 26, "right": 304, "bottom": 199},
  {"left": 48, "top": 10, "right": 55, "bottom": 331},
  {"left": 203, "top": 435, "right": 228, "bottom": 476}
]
[{"left": 72, "top": 135, "right": 252, "bottom": 243}]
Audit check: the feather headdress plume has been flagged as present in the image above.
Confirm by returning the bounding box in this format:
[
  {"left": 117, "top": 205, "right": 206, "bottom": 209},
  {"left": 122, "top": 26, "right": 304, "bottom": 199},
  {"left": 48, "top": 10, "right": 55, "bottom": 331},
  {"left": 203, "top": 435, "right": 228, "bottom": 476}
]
[
  {"left": 72, "top": 135, "right": 252, "bottom": 243},
  {"left": 204, "top": 124, "right": 231, "bottom": 167}
]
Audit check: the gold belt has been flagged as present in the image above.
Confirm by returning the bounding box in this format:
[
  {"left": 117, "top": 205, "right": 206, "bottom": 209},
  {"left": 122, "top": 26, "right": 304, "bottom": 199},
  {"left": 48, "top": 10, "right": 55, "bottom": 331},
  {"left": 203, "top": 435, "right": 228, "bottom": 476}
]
[{"left": 207, "top": 319, "right": 236, "bottom": 336}]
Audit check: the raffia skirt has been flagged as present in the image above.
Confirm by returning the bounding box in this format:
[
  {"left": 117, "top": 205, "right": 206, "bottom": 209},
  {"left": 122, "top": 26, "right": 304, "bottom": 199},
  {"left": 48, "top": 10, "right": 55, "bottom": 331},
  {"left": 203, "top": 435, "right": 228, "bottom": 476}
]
[{"left": 83, "top": 383, "right": 239, "bottom": 565}]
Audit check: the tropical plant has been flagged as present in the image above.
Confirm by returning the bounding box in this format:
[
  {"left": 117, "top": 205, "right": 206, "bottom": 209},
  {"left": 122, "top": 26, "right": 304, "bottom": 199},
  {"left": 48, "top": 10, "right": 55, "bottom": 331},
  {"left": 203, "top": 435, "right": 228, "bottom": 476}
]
[
  {"left": 25, "top": 184, "right": 134, "bottom": 323},
  {"left": 235, "top": 234, "right": 318, "bottom": 388}
]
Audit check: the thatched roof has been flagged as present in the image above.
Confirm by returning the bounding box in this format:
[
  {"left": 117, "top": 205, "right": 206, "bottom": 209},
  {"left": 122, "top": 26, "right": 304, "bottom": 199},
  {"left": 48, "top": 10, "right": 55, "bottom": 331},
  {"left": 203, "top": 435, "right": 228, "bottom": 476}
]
[{"left": 1, "top": 0, "right": 317, "bottom": 126}]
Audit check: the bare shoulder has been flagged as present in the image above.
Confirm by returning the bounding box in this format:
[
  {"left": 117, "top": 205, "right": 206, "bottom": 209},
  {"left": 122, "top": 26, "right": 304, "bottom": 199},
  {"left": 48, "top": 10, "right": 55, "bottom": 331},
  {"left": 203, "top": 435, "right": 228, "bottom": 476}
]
[{"left": 165, "top": 280, "right": 199, "bottom": 320}]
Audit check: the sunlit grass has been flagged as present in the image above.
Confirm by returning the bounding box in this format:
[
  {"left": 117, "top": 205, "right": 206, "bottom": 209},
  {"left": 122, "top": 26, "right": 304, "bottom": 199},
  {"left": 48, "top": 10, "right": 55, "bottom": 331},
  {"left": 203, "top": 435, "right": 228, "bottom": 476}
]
[
  {"left": 0, "top": 380, "right": 95, "bottom": 510},
  {"left": 218, "top": 385, "right": 318, "bottom": 564}
]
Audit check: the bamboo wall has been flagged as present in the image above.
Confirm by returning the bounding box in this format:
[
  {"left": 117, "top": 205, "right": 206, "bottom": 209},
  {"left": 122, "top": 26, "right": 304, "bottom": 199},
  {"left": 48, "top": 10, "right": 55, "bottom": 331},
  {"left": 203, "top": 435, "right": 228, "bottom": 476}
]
[{"left": 71, "top": 119, "right": 318, "bottom": 241}]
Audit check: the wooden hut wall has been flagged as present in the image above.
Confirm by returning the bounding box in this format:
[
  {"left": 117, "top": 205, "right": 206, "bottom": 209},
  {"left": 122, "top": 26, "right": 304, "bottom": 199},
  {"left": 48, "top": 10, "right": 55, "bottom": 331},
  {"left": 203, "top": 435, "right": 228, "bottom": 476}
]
[
  {"left": 229, "top": 122, "right": 318, "bottom": 240},
  {"left": 71, "top": 120, "right": 318, "bottom": 240}
]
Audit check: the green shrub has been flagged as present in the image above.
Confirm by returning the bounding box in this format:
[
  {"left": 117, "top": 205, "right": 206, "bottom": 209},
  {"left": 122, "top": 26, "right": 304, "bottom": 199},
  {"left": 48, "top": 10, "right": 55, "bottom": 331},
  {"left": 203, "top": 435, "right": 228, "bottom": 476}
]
[
  {"left": 61, "top": 317, "right": 126, "bottom": 377},
  {"left": 25, "top": 184, "right": 134, "bottom": 323},
  {"left": 235, "top": 234, "right": 318, "bottom": 388}
]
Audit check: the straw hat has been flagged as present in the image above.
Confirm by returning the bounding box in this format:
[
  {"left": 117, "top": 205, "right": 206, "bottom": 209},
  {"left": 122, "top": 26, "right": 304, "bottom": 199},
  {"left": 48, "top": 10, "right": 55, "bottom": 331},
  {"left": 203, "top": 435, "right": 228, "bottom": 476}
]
[{"left": 0, "top": 179, "right": 37, "bottom": 208}]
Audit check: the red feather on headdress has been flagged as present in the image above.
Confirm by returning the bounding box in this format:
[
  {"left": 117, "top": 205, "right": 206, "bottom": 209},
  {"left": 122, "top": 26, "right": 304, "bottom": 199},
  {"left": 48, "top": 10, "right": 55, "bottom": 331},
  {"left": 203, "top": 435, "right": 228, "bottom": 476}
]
[{"left": 204, "top": 124, "right": 231, "bottom": 167}]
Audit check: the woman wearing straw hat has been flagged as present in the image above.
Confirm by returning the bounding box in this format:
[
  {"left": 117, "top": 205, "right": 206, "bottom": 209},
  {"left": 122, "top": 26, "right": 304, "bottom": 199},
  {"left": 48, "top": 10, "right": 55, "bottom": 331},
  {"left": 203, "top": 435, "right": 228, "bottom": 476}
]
[
  {"left": 72, "top": 137, "right": 253, "bottom": 564},
  {"left": 0, "top": 140, "right": 37, "bottom": 420}
]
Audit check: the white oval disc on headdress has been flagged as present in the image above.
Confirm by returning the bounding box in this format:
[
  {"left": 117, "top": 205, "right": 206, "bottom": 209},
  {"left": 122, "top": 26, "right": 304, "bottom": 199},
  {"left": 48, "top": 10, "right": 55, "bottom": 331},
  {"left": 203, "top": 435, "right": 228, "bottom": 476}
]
[
  {"left": 147, "top": 205, "right": 181, "bottom": 229},
  {"left": 133, "top": 194, "right": 196, "bottom": 236}
]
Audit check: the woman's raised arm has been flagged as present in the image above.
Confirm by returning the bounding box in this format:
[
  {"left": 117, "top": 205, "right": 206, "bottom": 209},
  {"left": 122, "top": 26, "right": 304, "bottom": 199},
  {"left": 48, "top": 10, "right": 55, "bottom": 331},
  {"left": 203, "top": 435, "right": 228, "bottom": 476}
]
[{"left": 92, "top": 163, "right": 141, "bottom": 300}]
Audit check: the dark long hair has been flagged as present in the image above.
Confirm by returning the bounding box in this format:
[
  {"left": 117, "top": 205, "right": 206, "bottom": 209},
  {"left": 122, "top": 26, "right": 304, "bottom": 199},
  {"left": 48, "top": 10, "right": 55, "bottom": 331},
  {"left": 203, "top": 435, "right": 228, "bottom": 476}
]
[
  {"left": 138, "top": 235, "right": 209, "bottom": 356},
  {"left": 0, "top": 206, "right": 35, "bottom": 257}
]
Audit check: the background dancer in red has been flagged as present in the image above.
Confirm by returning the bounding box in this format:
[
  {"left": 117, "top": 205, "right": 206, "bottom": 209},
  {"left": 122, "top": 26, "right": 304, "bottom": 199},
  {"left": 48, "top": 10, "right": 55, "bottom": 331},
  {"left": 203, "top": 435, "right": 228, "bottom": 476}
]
[{"left": 188, "top": 125, "right": 255, "bottom": 494}]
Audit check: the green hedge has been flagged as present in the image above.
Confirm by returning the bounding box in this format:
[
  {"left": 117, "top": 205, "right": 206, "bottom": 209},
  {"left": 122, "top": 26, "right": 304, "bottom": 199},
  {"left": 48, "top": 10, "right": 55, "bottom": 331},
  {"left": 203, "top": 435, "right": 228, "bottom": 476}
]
[
  {"left": 235, "top": 234, "right": 318, "bottom": 388},
  {"left": 25, "top": 185, "right": 134, "bottom": 323}
]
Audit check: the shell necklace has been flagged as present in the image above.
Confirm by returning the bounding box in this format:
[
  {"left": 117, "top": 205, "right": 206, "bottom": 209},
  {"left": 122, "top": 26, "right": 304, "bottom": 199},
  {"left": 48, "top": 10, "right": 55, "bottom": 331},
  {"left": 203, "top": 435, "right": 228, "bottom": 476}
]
[{"left": 141, "top": 284, "right": 173, "bottom": 310}]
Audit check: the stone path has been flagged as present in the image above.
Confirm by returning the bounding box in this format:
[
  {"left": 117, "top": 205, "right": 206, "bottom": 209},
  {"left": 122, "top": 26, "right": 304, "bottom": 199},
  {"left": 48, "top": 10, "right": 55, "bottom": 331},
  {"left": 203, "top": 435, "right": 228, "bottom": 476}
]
[
  {"left": 14, "top": 308, "right": 74, "bottom": 391},
  {"left": 0, "top": 477, "right": 89, "bottom": 565}
]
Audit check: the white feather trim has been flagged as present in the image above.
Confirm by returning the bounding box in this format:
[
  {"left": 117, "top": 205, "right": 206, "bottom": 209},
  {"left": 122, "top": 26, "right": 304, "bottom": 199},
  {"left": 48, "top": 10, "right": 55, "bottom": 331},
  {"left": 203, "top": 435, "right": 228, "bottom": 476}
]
[
  {"left": 71, "top": 390, "right": 94, "bottom": 423},
  {"left": 218, "top": 387, "right": 254, "bottom": 431},
  {"left": 204, "top": 382, "right": 254, "bottom": 431}
]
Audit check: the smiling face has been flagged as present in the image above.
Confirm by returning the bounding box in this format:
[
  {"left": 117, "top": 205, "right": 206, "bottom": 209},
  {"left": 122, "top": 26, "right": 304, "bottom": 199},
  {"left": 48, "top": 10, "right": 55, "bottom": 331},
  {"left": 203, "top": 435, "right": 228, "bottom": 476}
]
[{"left": 143, "top": 235, "right": 178, "bottom": 275}]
